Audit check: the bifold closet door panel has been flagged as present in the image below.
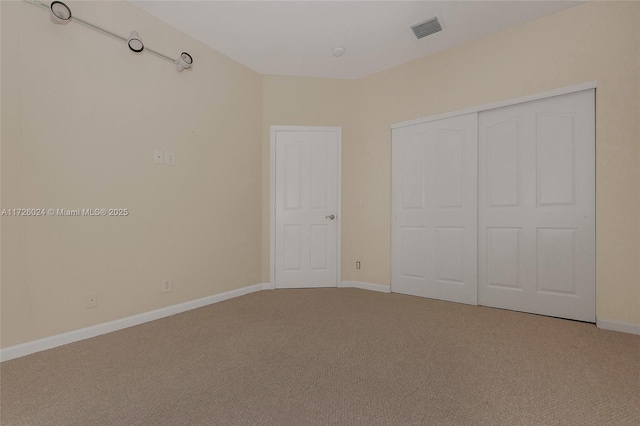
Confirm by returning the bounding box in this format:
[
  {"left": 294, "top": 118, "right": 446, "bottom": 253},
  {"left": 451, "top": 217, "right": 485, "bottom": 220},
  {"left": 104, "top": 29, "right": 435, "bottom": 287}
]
[
  {"left": 391, "top": 113, "right": 478, "bottom": 305},
  {"left": 478, "top": 90, "right": 595, "bottom": 322}
]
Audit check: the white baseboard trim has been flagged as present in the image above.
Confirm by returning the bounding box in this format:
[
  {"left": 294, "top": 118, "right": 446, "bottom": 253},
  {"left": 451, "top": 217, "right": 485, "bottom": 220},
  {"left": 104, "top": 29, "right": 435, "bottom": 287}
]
[
  {"left": 0, "top": 283, "right": 263, "bottom": 363},
  {"left": 11, "top": 283, "right": 633, "bottom": 362},
  {"left": 596, "top": 319, "right": 640, "bottom": 335},
  {"left": 340, "top": 281, "right": 391, "bottom": 293}
]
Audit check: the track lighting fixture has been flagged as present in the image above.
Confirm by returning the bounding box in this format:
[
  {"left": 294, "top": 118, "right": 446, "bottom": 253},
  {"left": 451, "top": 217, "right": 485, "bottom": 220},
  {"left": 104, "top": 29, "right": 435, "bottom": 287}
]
[
  {"left": 176, "top": 52, "right": 193, "bottom": 72},
  {"left": 49, "top": 1, "right": 71, "bottom": 25},
  {"left": 27, "top": 0, "right": 194, "bottom": 73},
  {"left": 127, "top": 31, "right": 144, "bottom": 54}
]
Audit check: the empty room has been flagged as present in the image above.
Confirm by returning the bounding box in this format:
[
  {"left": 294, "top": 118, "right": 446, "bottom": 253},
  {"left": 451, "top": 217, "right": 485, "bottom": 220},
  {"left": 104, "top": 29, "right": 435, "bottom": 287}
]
[{"left": 1, "top": 0, "right": 639, "bottom": 424}]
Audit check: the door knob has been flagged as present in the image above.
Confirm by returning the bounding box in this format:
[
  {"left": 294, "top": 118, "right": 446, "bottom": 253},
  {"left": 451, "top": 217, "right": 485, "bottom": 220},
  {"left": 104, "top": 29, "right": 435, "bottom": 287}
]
[{"left": 325, "top": 214, "right": 335, "bottom": 220}]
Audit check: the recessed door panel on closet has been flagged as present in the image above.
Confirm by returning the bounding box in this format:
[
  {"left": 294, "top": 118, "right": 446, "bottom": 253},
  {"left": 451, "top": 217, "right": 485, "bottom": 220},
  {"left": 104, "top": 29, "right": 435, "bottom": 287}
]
[
  {"left": 391, "top": 113, "right": 478, "bottom": 305},
  {"left": 478, "top": 90, "right": 595, "bottom": 322}
]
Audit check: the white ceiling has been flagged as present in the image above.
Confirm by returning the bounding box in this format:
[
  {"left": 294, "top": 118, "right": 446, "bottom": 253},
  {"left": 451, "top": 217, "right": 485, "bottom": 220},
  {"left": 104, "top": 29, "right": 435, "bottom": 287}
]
[{"left": 130, "top": 1, "right": 582, "bottom": 79}]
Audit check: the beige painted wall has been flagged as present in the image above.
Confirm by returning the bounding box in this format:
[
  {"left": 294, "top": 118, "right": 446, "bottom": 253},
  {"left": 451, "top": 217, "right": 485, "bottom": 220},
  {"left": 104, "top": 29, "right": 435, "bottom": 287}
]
[
  {"left": 2, "top": 1, "right": 638, "bottom": 351},
  {"left": 262, "top": 1, "right": 640, "bottom": 325},
  {"left": 1, "top": 1, "right": 263, "bottom": 348}
]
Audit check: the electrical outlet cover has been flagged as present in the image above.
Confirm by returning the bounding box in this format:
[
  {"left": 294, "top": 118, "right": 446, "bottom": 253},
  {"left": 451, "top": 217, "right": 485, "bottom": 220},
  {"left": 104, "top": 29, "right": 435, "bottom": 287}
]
[{"left": 164, "top": 150, "right": 176, "bottom": 166}]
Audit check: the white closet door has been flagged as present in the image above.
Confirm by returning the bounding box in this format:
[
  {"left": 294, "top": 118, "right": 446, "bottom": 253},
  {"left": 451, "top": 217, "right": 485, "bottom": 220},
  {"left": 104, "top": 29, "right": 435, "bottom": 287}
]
[
  {"left": 478, "top": 90, "right": 595, "bottom": 322},
  {"left": 392, "top": 113, "right": 478, "bottom": 305}
]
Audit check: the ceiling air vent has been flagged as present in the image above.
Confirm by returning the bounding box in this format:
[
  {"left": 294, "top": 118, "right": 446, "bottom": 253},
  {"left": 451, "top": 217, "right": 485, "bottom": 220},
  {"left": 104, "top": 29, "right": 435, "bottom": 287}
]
[{"left": 410, "top": 16, "right": 443, "bottom": 40}]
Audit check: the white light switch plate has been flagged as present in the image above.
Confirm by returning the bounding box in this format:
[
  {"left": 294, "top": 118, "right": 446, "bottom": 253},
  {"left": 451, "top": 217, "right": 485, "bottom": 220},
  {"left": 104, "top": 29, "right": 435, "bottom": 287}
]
[
  {"left": 162, "top": 277, "right": 172, "bottom": 293},
  {"left": 164, "top": 150, "right": 176, "bottom": 166}
]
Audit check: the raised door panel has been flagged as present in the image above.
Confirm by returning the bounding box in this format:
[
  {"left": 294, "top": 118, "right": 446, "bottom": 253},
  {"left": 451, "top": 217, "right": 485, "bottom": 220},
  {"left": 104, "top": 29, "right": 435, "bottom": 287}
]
[
  {"left": 310, "top": 142, "right": 329, "bottom": 210},
  {"left": 486, "top": 117, "right": 520, "bottom": 208},
  {"left": 536, "top": 228, "right": 577, "bottom": 295},
  {"left": 536, "top": 113, "right": 576, "bottom": 207},
  {"left": 309, "top": 224, "right": 328, "bottom": 271},
  {"left": 486, "top": 227, "right": 521, "bottom": 291},
  {"left": 284, "top": 142, "right": 302, "bottom": 210},
  {"left": 435, "top": 227, "right": 464, "bottom": 283},
  {"left": 435, "top": 130, "right": 464, "bottom": 209},
  {"left": 400, "top": 226, "right": 426, "bottom": 279},
  {"left": 401, "top": 135, "right": 426, "bottom": 210},
  {"left": 283, "top": 225, "right": 302, "bottom": 271}
]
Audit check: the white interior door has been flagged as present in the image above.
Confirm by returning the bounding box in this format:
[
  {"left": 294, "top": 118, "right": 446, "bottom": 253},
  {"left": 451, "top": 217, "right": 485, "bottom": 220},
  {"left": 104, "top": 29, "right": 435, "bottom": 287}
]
[
  {"left": 273, "top": 127, "right": 340, "bottom": 289},
  {"left": 391, "top": 113, "right": 478, "bottom": 304},
  {"left": 478, "top": 90, "right": 595, "bottom": 322}
]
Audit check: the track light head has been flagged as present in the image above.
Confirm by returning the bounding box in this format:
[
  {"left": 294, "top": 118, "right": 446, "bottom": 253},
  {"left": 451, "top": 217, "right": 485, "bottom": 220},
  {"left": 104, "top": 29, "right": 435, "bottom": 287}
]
[
  {"left": 127, "top": 31, "right": 144, "bottom": 54},
  {"left": 176, "top": 52, "right": 193, "bottom": 72},
  {"left": 50, "top": 1, "right": 72, "bottom": 25}
]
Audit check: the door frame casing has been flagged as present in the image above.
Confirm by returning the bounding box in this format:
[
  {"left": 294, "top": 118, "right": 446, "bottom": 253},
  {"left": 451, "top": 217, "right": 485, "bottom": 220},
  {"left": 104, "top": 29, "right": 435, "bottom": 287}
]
[{"left": 269, "top": 126, "right": 342, "bottom": 289}]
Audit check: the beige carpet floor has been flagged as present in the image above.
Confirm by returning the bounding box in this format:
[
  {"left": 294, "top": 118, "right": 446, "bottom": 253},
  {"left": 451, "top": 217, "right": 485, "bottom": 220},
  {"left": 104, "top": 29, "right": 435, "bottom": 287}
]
[{"left": 1, "top": 288, "right": 639, "bottom": 425}]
